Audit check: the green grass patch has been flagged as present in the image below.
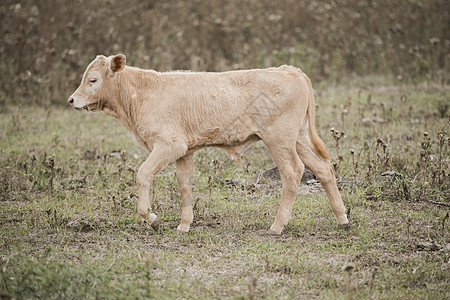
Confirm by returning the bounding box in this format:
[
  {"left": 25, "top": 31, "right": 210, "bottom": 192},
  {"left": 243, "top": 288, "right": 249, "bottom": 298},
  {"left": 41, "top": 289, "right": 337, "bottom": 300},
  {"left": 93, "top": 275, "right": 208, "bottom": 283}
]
[{"left": 1, "top": 77, "right": 449, "bottom": 299}]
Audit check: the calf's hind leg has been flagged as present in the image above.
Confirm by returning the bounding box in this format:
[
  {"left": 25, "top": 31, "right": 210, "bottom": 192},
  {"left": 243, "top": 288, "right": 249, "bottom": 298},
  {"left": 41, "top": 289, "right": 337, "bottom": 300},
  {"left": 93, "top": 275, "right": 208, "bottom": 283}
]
[
  {"left": 296, "top": 137, "right": 349, "bottom": 227},
  {"left": 175, "top": 153, "right": 194, "bottom": 233},
  {"left": 267, "top": 145, "right": 305, "bottom": 235}
]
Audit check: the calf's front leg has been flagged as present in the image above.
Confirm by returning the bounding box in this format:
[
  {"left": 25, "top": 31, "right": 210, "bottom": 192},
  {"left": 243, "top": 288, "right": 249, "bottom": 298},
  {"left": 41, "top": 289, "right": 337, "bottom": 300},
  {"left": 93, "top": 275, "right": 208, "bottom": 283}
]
[
  {"left": 137, "top": 142, "right": 187, "bottom": 230},
  {"left": 175, "top": 153, "right": 194, "bottom": 233}
]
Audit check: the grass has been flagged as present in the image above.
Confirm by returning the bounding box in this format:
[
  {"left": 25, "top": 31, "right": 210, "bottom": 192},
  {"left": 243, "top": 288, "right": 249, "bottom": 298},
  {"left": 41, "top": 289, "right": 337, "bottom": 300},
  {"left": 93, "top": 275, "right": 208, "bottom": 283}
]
[{"left": 0, "top": 76, "right": 449, "bottom": 299}]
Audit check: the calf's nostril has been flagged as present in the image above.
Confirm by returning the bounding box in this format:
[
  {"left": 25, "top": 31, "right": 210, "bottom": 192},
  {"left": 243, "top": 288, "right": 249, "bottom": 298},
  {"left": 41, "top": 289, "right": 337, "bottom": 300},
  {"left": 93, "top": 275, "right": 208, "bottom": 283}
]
[{"left": 68, "top": 98, "right": 74, "bottom": 104}]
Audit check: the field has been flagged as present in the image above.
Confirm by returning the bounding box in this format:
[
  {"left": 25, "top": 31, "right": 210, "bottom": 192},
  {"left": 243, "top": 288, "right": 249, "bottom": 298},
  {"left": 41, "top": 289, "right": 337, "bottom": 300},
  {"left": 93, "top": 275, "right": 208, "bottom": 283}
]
[
  {"left": 1, "top": 76, "right": 448, "bottom": 299},
  {"left": 1, "top": 0, "right": 448, "bottom": 298}
]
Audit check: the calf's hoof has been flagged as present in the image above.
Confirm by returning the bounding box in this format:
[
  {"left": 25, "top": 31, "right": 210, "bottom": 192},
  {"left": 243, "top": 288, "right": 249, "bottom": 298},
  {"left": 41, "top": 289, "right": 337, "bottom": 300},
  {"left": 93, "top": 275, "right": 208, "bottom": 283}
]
[
  {"left": 267, "top": 225, "right": 282, "bottom": 235},
  {"left": 338, "top": 223, "right": 350, "bottom": 230},
  {"left": 150, "top": 218, "right": 160, "bottom": 231},
  {"left": 176, "top": 223, "right": 190, "bottom": 233}
]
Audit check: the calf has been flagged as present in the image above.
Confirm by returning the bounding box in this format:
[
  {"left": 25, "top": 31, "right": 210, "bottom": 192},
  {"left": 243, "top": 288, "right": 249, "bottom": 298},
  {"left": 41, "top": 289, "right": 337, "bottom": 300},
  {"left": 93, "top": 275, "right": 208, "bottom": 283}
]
[{"left": 68, "top": 54, "right": 349, "bottom": 234}]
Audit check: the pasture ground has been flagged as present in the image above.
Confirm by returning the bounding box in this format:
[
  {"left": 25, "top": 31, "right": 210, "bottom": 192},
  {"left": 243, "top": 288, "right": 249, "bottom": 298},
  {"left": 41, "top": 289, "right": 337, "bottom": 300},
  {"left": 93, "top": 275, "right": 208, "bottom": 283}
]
[{"left": 0, "top": 76, "right": 448, "bottom": 299}]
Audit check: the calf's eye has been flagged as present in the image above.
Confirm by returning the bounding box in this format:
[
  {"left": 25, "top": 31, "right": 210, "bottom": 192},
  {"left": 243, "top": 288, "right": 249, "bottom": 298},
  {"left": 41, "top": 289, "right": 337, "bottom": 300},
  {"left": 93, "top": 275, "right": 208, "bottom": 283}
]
[{"left": 89, "top": 78, "right": 97, "bottom": 83}]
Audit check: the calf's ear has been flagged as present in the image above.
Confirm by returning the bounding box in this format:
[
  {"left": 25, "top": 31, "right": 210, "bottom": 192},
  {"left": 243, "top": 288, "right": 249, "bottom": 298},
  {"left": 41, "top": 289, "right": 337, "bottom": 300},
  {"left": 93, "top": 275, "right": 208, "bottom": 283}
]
[{"left": 110, "top": 54, "right": 126, "bottom": 73}]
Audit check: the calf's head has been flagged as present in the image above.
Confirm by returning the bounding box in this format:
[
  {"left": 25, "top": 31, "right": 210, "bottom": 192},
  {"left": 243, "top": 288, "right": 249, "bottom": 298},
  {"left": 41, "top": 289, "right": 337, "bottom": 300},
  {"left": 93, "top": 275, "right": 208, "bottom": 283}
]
[{"left": 68, "top": 54, "right": 126, "bottom": 111}]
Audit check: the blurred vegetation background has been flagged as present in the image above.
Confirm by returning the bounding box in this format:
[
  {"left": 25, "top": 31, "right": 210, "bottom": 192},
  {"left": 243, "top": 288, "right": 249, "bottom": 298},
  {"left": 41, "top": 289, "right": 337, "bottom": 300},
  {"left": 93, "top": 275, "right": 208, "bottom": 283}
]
[{"left": 0, "top": 0, "right": 448, "bottom": 106}]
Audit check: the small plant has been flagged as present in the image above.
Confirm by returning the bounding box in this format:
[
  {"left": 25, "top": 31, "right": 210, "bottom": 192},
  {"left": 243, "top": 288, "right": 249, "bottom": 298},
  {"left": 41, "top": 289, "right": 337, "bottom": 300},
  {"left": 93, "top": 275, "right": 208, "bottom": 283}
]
[
  {"left": 330, "top": 128, "right": 345, "bottom": 172},
  {"left": 349, "top": 148, "right": 358, "bottom": 178},
  {"left": 43, "top": 154, "right": 56, "bottom": 191},
  {"left": 375, "top": 137, "right": 390, "bottom": 172},
  {"left": 436, "top": 100, "right": 449, "bottom": 118},
  {"left": 436, "top": 120, "right": 449, "bottom": 189}
]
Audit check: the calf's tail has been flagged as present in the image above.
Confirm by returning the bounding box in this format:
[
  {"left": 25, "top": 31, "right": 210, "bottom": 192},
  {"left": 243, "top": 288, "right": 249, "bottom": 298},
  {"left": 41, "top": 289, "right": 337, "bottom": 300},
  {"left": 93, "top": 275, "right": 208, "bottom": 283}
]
[{"left": 303, "top": 73, "right": 330, "bottom": 160}]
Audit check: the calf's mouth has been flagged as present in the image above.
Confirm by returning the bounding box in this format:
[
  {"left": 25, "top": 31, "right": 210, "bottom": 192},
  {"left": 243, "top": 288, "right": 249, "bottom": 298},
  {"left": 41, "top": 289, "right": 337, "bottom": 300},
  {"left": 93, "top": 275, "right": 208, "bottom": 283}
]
[{"left": 75, "top": 102, "right": 102, "bottom": 112}]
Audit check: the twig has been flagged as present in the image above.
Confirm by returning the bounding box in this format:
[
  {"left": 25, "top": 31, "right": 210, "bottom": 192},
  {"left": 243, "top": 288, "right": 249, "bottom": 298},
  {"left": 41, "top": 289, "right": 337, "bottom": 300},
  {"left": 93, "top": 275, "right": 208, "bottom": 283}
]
[{"left": 425, "top": 199, "right": 450, "bottom": 207}]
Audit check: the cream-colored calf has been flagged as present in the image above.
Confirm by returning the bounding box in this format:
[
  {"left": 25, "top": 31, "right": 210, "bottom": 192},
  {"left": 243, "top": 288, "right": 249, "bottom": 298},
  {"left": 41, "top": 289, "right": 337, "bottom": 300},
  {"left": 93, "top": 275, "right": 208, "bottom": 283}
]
[{"left": 68, "top": 54, "right": 349, "bottom": 234}]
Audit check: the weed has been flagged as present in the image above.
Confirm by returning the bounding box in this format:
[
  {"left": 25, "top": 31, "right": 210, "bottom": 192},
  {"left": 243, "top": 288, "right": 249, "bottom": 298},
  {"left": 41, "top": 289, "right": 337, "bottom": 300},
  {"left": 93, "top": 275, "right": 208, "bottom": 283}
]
[{"left": 330, "top": 127, "right": 345, "bottom": 172}]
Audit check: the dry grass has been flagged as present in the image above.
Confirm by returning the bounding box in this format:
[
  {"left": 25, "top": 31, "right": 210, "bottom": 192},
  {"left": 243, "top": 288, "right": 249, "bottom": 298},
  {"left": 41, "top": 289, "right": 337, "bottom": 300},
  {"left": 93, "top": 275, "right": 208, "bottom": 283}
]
[{"left": 0, "top": 76, "right": 448, "bottom": 299}]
